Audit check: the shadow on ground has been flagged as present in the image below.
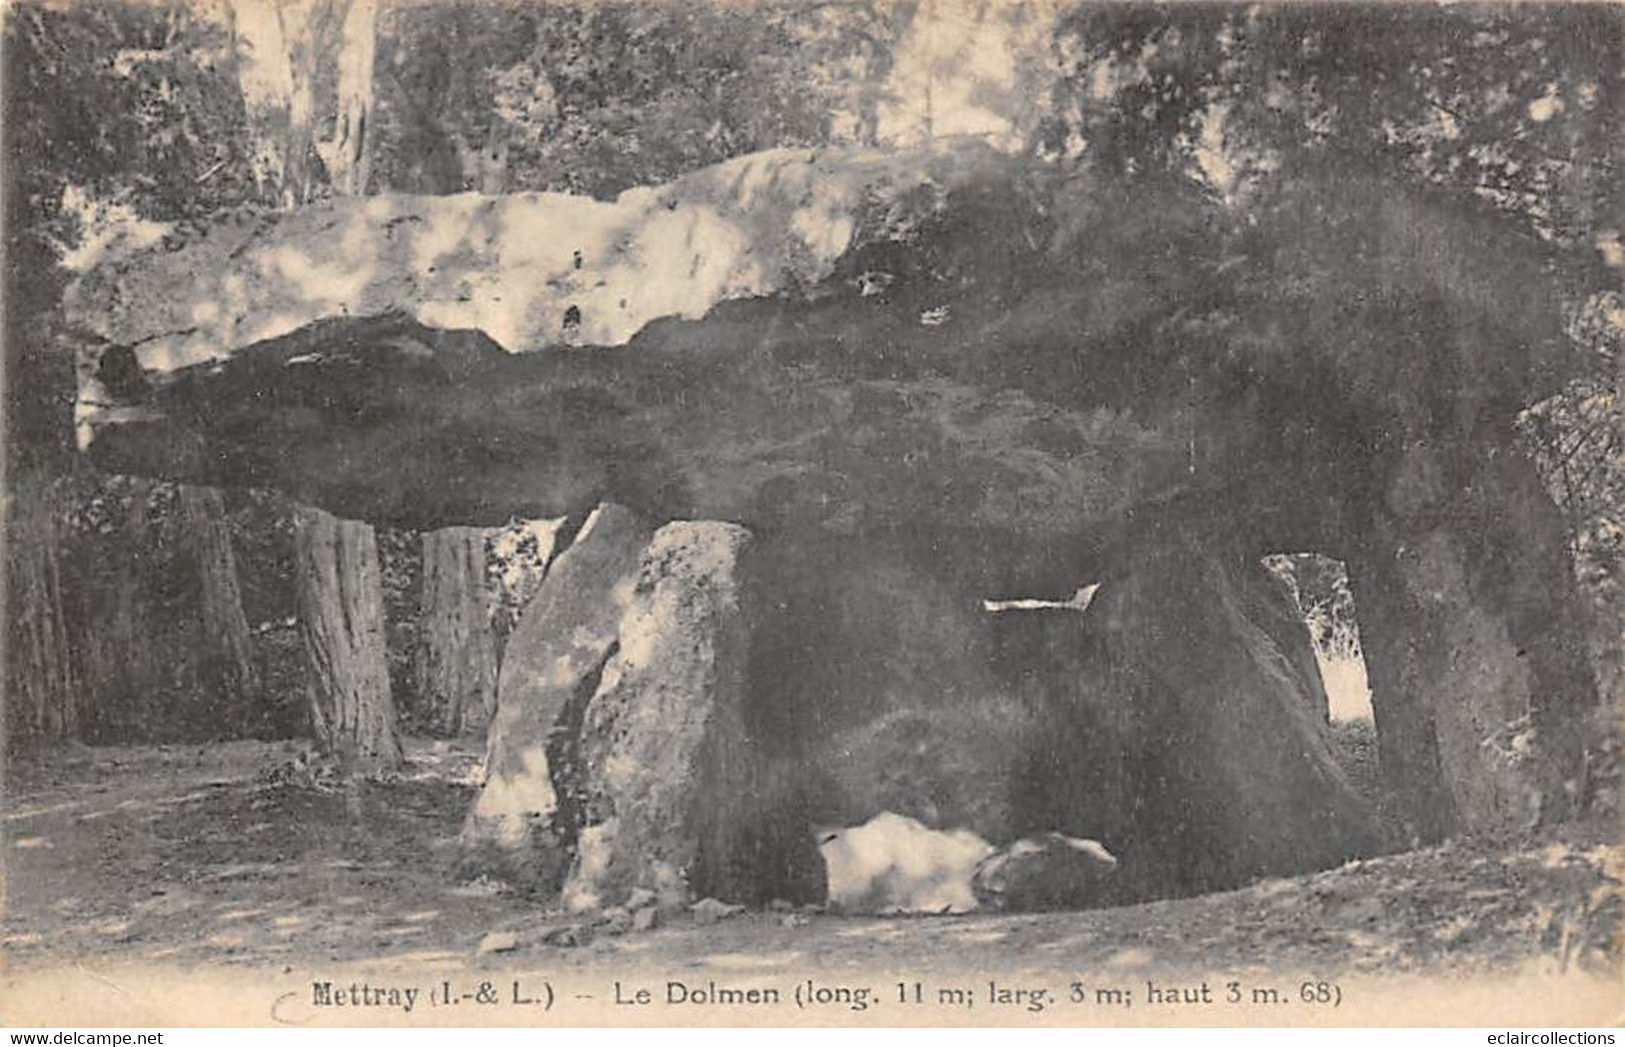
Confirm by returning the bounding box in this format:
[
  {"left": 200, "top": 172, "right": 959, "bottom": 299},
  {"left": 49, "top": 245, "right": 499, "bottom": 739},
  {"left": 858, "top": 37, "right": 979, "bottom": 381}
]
[{"left": 3, "top": 739, "right": 1618, "bottom": 981}]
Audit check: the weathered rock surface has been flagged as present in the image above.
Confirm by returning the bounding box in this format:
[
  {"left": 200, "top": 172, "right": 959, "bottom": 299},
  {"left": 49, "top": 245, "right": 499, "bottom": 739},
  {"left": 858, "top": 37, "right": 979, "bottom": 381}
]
[
  {"left": 1349, "top": 436, "right": 1602, "bottom": 840},
  {"left": 971, "top": 833, "right": 1119, "bottom": 913},
  {"left": 458, "top": 504, "right": 652, "bottom": 891},
  {"left": 1238, "top": 560, "right": 1332, "bottom": 723},
  {"left": 1085, "top": 534, "right": 1387, "bottom": 901},
  {"left": 560, "top": 521, "right": 769, "bottom": 911},
  {"left": 817, "top": 811, "right": 993, "bottom": 915},
  {"left": 63, "top": 142, "right": 1026, "bottom": 372},
  {"left": 81, "top": 308, "right": 1184, "bottom": 599}
]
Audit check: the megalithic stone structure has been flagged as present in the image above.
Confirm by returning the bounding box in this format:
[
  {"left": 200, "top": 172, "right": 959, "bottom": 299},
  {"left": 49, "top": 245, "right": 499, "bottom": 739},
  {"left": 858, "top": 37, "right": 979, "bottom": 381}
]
[{"left": 63, "top": 144, "right": 1602, "bottom": 886}]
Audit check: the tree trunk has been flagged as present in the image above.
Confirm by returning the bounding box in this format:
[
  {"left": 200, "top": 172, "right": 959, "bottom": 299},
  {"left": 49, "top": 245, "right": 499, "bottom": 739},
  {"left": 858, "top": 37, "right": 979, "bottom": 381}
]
[
  {"left": 477, "top": 122, "right": 508, "bottom": 195},
  {"left": 177, "top": 485, "right": 258, "bottom": 706},
  {"left": 322, "top": 0, "right": 376, "bottom": 196},
  {"left": 231, "top": 0, "right": 372, "bottom": 207},
  {"left": 228, "top": 0, "right": 297, "bottom": 204},
  {"left": 280, "top": 14, "right": 319, "bottom": 209},
  {"left": 416, "top": 526, "right": 497, "bottom": 736},
  {"left": 4, "top": 473, "right": 78, "bottom": 744},
  {"left": 76, "top": 477, "right": 155, "bottom": 741},
  {"left": 67, "top": 479, "right": 267, "bottom": 743},
  {"left": 292, "top": 504, "right": 401, "bottom": 773}
]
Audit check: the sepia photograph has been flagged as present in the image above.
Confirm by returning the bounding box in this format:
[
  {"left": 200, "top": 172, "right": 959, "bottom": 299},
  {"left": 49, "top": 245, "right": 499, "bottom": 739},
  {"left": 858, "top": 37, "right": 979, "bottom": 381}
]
[{"left": 1, "top": 0, "right": 1620, "bottom": 1030}]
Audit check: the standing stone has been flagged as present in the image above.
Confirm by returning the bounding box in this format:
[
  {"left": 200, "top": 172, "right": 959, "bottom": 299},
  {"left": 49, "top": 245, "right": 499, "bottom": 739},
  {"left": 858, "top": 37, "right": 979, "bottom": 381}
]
[
  {"left": 417, "top": 526, "right": 498, "bottom": 736},
  {"left": 1352, "top": 436, "right": 1600, "bottom": 839},
  {"left": 1346, "top": 533, "right": 1454, "bottom": 845},
  {"left": 560, "top": 521, "right": 757, "bottom": 911},
  {"left": 459, "top": 504, "right": 652, "bottom": 890},
  {"left": 1391, "top": 526, "right": 1542, "bottom": 829},
  {"left": 1089, "top": 534, "right": 1385, "bottom": 902},
  {"left": 1238, "top": 559, "right": 1331, "bottom": 723},
  {"left": 292, "top": 505, "right": 401, "bottom": 774}
]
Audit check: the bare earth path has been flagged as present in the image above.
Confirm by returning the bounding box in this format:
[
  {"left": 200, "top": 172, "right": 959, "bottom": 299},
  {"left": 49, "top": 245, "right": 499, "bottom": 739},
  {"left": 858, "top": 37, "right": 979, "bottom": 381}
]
[{"left": 2, "top": 740, "right": 1618, "bottom": 1026}]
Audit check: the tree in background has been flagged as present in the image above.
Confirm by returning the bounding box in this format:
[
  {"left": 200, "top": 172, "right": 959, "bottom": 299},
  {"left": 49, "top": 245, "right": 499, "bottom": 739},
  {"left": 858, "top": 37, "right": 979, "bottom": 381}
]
[
  {"left": 226, "top": 0, "right": 378, "bottom": 204},
  {"left": 4, "top": 2, "right": 261, "bottom": 747},
  {"left": 3, "top": 0, "right": 388, "bottom": 753},
  {"left": 293, "top": 506, "right": 402, "bottom": 774},
  {"left": 416, "top": 527, "right": 498, "bottom": 737},
  {"left": 372, "top": 0, "right": 919, "bottom": 198}
]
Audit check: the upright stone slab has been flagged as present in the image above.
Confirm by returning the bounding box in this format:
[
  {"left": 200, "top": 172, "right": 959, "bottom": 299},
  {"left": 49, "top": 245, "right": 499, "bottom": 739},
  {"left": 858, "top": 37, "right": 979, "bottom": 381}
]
[
  {"left": 1238, "top": 559, "right": 1332, "bottom": 723},
  {"left": 459, "top": 504, "right": 652, "bottom": 890},
  {"left": 560, "top": 521, "right": 758, "bottom": 911},
  {"left": 1088, "top": 534, "right": 1386, "bottom": 902},
  {"left": 1352, "top": 438, "right": 1600, "bottom": 839}
]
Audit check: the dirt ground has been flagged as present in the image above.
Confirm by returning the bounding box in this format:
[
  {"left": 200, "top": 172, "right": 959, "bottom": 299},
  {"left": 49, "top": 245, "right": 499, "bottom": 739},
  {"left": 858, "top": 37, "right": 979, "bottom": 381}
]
[{"left": 2, "top": 738, "right": 1619, "bottom": 1026}]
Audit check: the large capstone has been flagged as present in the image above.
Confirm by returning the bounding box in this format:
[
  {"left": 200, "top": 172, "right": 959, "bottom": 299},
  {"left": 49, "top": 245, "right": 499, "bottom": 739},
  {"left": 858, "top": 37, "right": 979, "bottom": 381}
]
[{"left": 63, "top": 142, "right": 1029, "bottom": 372}]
